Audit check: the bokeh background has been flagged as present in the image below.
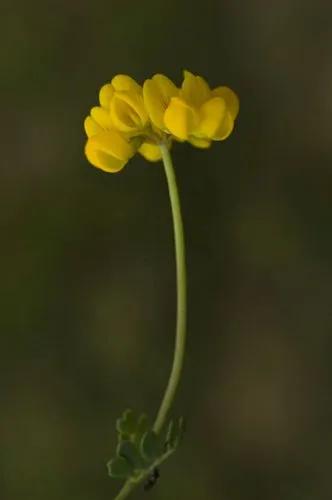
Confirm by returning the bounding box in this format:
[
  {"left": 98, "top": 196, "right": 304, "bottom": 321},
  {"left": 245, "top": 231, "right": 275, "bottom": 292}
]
[{"left": 2, "top": 0, "right": 332, "bottom": 499}]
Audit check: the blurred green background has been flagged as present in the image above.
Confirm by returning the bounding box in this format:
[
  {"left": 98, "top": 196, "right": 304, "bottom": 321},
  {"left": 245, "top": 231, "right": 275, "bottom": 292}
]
[{"left": 2, "top": 0, "right": 332, "bottom": 499}]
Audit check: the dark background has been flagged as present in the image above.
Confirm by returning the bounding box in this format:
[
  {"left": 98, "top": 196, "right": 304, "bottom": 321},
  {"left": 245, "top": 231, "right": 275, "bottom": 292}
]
[{"left": 2, "top": 0, "right": 332, "bottom": 499}]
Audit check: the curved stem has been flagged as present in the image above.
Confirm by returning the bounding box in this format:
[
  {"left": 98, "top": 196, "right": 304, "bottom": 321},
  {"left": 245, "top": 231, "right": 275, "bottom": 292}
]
[
  {"left": 114, "top": 145, "right": 187, "bottom": 500},
  {"left": 153, "top": 144, "right": 187, "bottom": 433},
  {"left": 114, "top": 481, "right": 135, "bottom": 500}
]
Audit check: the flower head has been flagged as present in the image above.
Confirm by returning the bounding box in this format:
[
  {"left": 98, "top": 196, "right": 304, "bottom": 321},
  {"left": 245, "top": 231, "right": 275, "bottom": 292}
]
[
  {"left": 145, "top": 70, "right": 239, "bottom": 148},
  {"left": 84, "top": 71, "right": 239, "bottom": 172},
  {"left": 84, "top": 74, "right": 165, "bottom": 172}
]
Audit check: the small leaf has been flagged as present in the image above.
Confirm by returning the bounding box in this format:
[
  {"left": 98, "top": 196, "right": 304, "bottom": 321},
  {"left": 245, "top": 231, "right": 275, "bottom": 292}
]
[
  {"left": 165, "top": 417, "right": 185, "bottom": 451},
  {"left": 165, "top": 420, "right": 174, "bottom": 450},
  {"left": 140, "top": 431, "right": 161, "bottom": 462},
  {"left": 117, "top": 440, "right": 144, "bottom": 470},
  {"left": 135, "top": 414, "right": 149, "bottom": 441},
  {"left": 116, "top": 409, "right": 137, "bottom": 436},
  {"left": 118, "top": 432, "right": 131, "bottom": 443},
  {"left": 107, "top": 456, "right": 133, "bottom": 479},
  {"left": 175, "top": 416, "right": 185, "bottom": 446}
]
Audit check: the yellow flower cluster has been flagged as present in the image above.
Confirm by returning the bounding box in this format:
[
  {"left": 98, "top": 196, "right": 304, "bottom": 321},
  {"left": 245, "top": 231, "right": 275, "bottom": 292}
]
[{"left": 84, "top": 71, "right": 239, "bottom": 173}]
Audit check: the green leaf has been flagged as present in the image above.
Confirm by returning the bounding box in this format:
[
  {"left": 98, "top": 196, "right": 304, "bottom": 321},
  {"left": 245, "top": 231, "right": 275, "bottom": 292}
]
[
  {"left": 165, "top": 417, "right": 185, "bottom": 451},
  {"left": 175, "top": 416, "right": 185, "bottom": 446},
  {"left": 140, "top": 431, "right": 161, "bottom": 462},
  {"left": 135, "top": 414, "right": 149, "bottom": 441},
  {"left": 117, "top": 440, "right": 144, "bottom": 470},
  {"left": 107, "top": 456, "right": 133, "bottom": 479},
  {"left": 116, "top": 410, "right": 150, "bottom": 446},
  {"left": 165, "top": 420, "right": 174, "bottom": 450},
  {"left": 116, "top": 409, "right": 137, "bottom": 436}
]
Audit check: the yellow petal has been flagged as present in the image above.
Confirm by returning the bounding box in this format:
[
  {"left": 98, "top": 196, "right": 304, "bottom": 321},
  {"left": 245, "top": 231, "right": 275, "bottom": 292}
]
[
  {"left": 197, "top": 97, "right": 226, "bottom": 139},
  {"left": 116, "top": 91, "right": 148, "bottom": 127},
  {"left": 111, "top": 74, "right": 141, "bottom": 92},
  {"left": 110, "top": 92, "right": 148, "bottom": 133},
  {"left": 85, "top": 130, "right": 135, "bottom": 165},
  {"left": 164, "top": 97, "right": 199, "bottom": 140},
  {"left": 110, "top": 96, "right": 136, "bottom": 133},
  {"left": 212, "top": 86, "right": 239, "bottom": 120},
  {"left": 99, "top": 83, "right": 114, "bottom": 109},
  {"left": 188, "top": 136, "right": 211, "bottom": 148},
  {"left": 85, "top": 144, "right": 127, "bottom": 172},
  {"left": 152, "top": 74, "right": 178, "bottom": 101},
  {"left": 90, "top": 106, "right": 113, "bottom": 129},
  {"left": 181, "top": 70, "right": 210, "bottom": 108},
  {"left": 214, "top": 111, "right": 234, "bottom": 141},
  {"left": 84, "top": 116, "right": 103, "bottom": 138},
  {"left": 138, "top": 141, "right": 163, "bottom": 162},
  {"left": 143, "top": 74, "right": 178, "bottom": 130}
]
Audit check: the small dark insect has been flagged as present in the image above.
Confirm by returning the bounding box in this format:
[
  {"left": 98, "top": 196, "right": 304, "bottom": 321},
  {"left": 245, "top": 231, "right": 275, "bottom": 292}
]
[{"left": 143, "top": 467, "right": 160, "bottom": 491}]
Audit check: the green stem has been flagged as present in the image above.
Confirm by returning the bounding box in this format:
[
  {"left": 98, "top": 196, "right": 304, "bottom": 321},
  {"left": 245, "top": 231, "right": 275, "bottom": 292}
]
[
  {"left": 113, "top": 481, "right": 136, "bottom": 500},
  {"left": 114, "top": 447, "right": 175, "bottom": 500},
  {"left": 114, "top": 145, "right": 187, "bottom": 500},
  {"left": 153, "top": 143, "right": 187, "bottom": 433}
]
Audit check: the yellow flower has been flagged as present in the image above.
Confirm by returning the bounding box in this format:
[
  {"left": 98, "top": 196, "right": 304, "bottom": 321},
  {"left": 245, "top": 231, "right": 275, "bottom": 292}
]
[
  {"left": 84, "top": 128, "right": 136, "bottom": 173},
  {"left": 143, "top": 74, "right": 179, "bottom": 131},
  {"left": 109, "top": 75, "right": 149, "bottom": 135},
  {"left": 84, "top": 71, "right": 239, "bottom": 173},
  {"left": 84, "top": 75, "right": 165, "bottom": 171},
  {"left": 144, "top": 70, "right": 239, "bottom": 148}
]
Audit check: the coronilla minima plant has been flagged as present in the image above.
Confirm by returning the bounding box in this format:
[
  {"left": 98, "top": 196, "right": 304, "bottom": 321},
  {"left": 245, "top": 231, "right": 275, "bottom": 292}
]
[{"left": 84, "top": 70, "right": 239, "bottom": 499}]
